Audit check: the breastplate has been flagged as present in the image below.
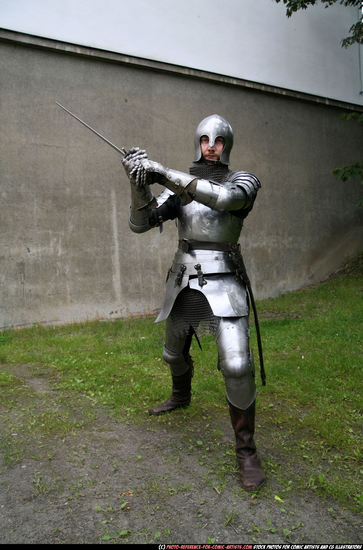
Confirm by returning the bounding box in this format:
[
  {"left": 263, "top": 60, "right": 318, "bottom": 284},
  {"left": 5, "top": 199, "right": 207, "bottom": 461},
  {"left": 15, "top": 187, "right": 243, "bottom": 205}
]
[
  {"left": 155, "top": 200, "right": 248, "bottom": 323},
  {"left": 178, "top": 201, "right": 243, "bottom": 243}
]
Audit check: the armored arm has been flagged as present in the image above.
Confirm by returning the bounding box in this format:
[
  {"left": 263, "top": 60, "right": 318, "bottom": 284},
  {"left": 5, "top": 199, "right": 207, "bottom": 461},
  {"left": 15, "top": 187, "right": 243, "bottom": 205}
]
[
  {"left": 121, "top": 147, "right": 154, "bottom": 233},
  {"left": 128, "top": 183, "right": 157, "bottom": 233},
  {"left": 187, "top": 171, "right": 260, "bottom": 211},
  {"left": 140, "top": 159, "right": 260, "bottom": 212}
]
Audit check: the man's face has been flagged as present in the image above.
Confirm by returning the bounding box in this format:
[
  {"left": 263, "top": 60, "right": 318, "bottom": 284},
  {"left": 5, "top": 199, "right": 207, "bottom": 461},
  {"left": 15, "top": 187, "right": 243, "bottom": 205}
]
[{"left": 200, "top": 135, "right": 225, "bottom": 162}]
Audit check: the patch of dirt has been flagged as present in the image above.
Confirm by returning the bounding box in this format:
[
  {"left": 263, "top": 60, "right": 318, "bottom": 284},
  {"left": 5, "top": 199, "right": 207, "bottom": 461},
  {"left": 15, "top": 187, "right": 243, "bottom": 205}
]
[
  {"left": 0, "top": 364, "right": 361, "bottom": 544},
  {"left": 325, "top": 254, "right": 363, "bottom": 281}
]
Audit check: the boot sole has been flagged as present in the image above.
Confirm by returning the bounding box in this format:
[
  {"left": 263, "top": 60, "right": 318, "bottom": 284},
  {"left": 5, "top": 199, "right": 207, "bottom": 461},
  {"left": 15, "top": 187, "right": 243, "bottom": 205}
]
[
  {"left": 148, "top": 402, "right": 190, "bottom": 416},
  {"left": 241, "top": 476, "right": 267, "bottom": 492}
]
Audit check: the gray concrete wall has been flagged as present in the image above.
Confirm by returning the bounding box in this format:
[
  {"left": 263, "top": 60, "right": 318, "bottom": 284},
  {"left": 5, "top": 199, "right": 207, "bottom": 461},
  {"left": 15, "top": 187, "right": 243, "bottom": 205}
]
[
  {"left": 2, "top": 0, "right": 362, "bottom": 106},
  {"left": 1, "top": 32, "right": 362, "bottom": 329}
]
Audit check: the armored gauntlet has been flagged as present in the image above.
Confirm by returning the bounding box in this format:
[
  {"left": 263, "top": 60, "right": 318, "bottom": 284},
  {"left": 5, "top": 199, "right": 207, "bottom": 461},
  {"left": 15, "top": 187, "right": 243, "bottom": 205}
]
[
  {"left": 140, "top": 159, "right": 196, "bottom": 205},
  {"left": 123, "top": 148, "right": 157, "bottom": 233},
  {"left": 122, "top": 147, "right": 149, "bottom": 187}
]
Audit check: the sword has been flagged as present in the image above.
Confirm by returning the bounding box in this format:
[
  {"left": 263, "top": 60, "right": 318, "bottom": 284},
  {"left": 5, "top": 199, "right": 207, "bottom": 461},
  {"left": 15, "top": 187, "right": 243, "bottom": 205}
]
[
  {"left": 229, "top": 243, "right": 266, "bottom": 386},
  {"left": 56, "top": 102, "right": 127, "bottom": 156}
]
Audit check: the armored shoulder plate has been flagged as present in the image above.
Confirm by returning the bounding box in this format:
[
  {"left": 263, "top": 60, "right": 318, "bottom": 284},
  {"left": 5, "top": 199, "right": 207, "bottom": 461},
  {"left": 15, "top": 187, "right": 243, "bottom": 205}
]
[{"left": 228, "top": 171, "right": 261, "bottom": 211}]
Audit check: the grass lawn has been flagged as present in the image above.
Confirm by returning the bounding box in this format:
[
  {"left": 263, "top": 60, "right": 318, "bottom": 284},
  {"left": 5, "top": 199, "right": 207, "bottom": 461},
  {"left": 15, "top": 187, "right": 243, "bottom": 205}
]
[{"left": 0, "top": 254, "right": 362, "bottom": 512}]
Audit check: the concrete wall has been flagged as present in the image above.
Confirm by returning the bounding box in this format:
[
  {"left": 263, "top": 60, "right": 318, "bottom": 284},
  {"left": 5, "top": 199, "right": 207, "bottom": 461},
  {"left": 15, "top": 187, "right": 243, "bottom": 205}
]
[
  {"left": 1, "top": 32, "right": 362, "bottom": 329},
  {"left": 2, "top": 0, "right": 362, "bottom": 106}
]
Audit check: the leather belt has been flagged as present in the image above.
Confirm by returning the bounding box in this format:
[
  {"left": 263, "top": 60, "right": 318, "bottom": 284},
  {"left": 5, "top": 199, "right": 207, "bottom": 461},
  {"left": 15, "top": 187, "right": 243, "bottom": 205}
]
[{"left": 178, "top": 238, "right": 233, "bottom": 253}]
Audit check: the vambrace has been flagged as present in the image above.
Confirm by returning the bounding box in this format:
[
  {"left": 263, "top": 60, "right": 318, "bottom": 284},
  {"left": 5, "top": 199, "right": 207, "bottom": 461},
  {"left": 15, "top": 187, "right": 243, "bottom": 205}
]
[
  {"left": 152, "top": 166, "right": 249, "bottom": 211},
  {"left": 129, "top": 183, "right": 157, "bottom": 233},
  {"left": 156, "top": 166, "right": 259, "bottom": 212},
  {"left": 139, "top": 159, "right": 196, "bottom": 205},
  {"left": 188, "top": 179, "right": 247, "bottom": 211},
  {"left": 188, "top": 171, "right": 261, "bottom": 212}
]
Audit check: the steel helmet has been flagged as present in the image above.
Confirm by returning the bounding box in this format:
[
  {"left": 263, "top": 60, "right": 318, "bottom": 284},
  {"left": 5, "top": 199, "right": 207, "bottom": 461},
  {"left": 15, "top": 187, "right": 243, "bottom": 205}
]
[{"left": 194, "top": 114, "right": 233, "bottom": 165}]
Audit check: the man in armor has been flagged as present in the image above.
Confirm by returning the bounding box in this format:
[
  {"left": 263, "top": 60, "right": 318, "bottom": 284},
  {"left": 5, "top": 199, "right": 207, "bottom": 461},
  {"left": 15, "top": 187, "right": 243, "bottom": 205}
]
[{"left": 122, "top": 114, "right": 266, "bottom": 491}]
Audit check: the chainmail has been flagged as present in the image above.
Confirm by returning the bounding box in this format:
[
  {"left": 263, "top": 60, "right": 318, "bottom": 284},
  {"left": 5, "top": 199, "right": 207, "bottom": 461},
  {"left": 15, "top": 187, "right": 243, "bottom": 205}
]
[
  {"left": 169, "top": 286, "right": 220, "bottom": 338},
  {"left": 189, "top": 160, "right": 231, "bottom": 183}
]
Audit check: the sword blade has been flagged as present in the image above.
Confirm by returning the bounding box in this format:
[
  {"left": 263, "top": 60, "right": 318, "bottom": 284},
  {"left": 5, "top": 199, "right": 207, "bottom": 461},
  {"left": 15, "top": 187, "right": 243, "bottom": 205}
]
[{"left": 56, "top": 102, "right": 126, "bottom": 156}]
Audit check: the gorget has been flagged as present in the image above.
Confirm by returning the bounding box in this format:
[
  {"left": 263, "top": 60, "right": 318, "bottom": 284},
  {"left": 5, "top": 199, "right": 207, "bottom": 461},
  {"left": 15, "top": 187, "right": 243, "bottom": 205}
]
[{"left": 189, "top": 160, "right": 231, "bottom": 182}]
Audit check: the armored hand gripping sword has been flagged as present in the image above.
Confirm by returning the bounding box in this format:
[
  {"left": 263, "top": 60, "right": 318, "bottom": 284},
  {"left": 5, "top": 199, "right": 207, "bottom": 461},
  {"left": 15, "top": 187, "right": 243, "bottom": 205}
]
[{"left": 56, "top": 102, "right": 127, "bottom": 156}]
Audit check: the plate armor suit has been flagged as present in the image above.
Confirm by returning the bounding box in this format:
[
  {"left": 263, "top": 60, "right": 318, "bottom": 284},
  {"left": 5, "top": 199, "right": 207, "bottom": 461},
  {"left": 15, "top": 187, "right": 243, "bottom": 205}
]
[{"left": 123, "top": 114, "right": 266, "bottom": 491}]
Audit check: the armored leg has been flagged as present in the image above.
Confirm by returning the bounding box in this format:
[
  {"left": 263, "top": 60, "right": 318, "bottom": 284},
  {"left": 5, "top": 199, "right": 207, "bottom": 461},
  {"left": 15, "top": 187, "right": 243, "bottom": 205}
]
[
  {"left": 216, "top": 316, "right": 256, "bottom": 410},
  {"left": 216, "top": 317, "right": 266, "bottom": 491},
  {"left": 148, "top": 320, "right": 193, "bottom": 415}
]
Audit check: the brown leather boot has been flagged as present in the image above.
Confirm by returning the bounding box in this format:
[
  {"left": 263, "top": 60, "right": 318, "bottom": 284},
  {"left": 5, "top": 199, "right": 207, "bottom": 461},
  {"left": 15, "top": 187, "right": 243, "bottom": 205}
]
[
  {"left": 148, "top": 366, "right": 193, "bottom": 415},
  {"left": 228, "top": 400, "right": 266, "bottom": 491}
]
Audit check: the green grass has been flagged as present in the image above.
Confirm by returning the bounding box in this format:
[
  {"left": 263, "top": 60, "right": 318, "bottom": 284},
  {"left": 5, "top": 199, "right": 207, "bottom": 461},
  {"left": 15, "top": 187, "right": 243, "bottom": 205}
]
[{"left": 0, "top": 254, "right": 362, "bottom": 511}]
